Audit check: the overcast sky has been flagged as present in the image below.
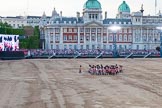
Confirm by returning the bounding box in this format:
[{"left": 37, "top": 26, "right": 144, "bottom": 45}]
[{"left": 0, "top": 0, "right": 162, "bottom": 18}]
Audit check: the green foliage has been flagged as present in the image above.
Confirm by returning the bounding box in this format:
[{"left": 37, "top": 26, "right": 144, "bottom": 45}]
[
  {"left": 19, "top": 26, "right": 40, "bottom": 49},
  {"left": 0, "top": 22, "right": 12, "bottom": 28},
  {"left": 28, "top": 35, "right": 40, "bottom": 49},
  {"left": 34, "top": 26, "right": 40, "bottom": 37},
  {"left": 0, "top": 22, "right": 25, "bottom": 35},
  {"left": 19, "top": 39, "right": 29, "bottom": 48}
]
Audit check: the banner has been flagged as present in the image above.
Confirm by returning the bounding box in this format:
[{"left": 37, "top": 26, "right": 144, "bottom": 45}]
[{"left": 0, "top": 34, "right": 19, "bottom": 51}]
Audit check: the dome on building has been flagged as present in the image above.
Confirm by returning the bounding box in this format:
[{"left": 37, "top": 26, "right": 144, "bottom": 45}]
[
  {"left": 118, "top": 1, "right": 130, "bottom": 12},
  {"left": 52, "top": 8, "right": 59, "bottom": 17},
  {"left": 83, "top": 0, "right": 101, "bottom": 9}
]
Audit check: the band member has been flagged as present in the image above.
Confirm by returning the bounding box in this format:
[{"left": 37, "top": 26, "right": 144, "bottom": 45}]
[{"left": 79, "top": 65, "right": 82, "bottom": 73}]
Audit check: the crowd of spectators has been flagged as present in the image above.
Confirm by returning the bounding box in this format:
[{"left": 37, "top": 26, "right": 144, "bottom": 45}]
[
  {"left": 118, "top": 49, "right": 160, "bottom": 56},
  {"left": 19, "top": 49, "right": 160, "bottom": 58}
]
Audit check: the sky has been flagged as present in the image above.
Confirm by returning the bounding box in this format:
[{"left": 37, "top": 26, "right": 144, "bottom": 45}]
[{"left": 0, "top": 0, "right": 162, "bottom": 18}]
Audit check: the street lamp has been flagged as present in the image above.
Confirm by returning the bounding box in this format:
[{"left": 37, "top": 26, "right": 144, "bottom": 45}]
[
  {"left": 156, "top": 27, "right": 162, "bottom": 57},
  {"left": 108, "top": 25, "right": 121, "bottom": 58}
]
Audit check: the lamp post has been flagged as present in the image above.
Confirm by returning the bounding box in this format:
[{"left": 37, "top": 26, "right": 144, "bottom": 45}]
[
  {"left": 156, "top": 27, "right": 162, "bottom": 57},
  {"left": 108, "top": 25, "right": 121, "bottom": 58}
]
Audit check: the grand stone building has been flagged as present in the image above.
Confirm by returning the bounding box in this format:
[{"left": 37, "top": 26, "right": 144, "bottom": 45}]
[{"left": 40, "top": 0, "right": 162, "bottom": 50}]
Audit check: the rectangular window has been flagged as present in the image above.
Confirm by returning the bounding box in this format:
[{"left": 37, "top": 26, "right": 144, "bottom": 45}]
[
  {"left": 55, "top": 34, "right": 60, "bottom": 41},
  {"left": 63, "top": 28, "right": 67, "bottom": 32},
  {"left": 80, "top": 45, "right": 83, "bottom": 49},
  {"left": 80, "top": 35, "right": 84, "bottom": 41},
  {"left": 97, "top": 28, "right": 101, "bottom": 33},
  {"left": 63, "top": 35, "right": 67, "bottom": 41},
  {"left": 103, "top": 36, "right": 107, "bottom": 41},
  {"left": 142, "top": 35, "right": 147, "bottom": 42},
  {"left": 51, "top": 45, "right": 53, "bottom": 49},
  {"left": 148, "top": 35, "right": 152, "bottom": 42},
  {"left": 119, "top": 35, "right": 122, "bottom": 41},
  {"left": 92, "top": 34, "right": 96, "bottom": 41},
  {"left": 80, "top": 28, "right": 84, "bottom": 32},
  {"left": 86, "top": 45, "right": 89, "bottom": 49},
  {"left": 68, "top": 35, "right": 72, "bottom": 40},
  {"left": 89, "top": 14, "right": 91, "bottom": 19},
  {"left": 92, "top": 14, "right": 94, "bottom": 19},
  {"left": 64, "top": 45, "right": 67, "bottom": 49},
  {"left": 95, "top": 14, "right": 98, "bottom": 19},
  {"left": 92, "top": 45, "right": 95, "bottom": 49},
  {"left": 86, "top": 36, "right": 90, "bottom": 41},
  {"left": 129, "top": 45, "right": 132, "bottom": 49},
  {"left": 124, "top": 45, "right": 127, "bottom": 49},
  {"left": 97, "top": 44, "right": 101, "bottom": 49},
  {"left": 85, "top": 28, "right": 90, "bottom": 32},
  {"left": 69, "top": 45, "right": 72, "bottom": 49},
  {"left": 116, "top": 35, "right": 119, "bottom": 42},
  {"left": 124, "top": 29, "right": 127, "bottom": 33},
  {"left": 124, "top": 35, "right": 127, "bottom": 42},
  {"left": 74, "top": 35, "right": 78, "bottom": 40},
  {"left": 56, "top": 45, "right": 59, "bottom": 49},
  {"left": 144, "top": 45, "right": 147, "bottom": 50},
  {"left": 74, "top": 45, "right": 77, "bottom": 49},
  {"left": 91, "top": 28, "right": 96, "bottom": 33},
  {"left": 50, "top": 35, "right": 53, "bottom": 40},
  {"left": 86, "top": 34, "right": 90, "bottom": 41},
  {"left": 109, "top": 35, "right": 113, "bottom": 41},
  {"left": 136, "top": 45, "right": 139, "bottom": 50},
  {"left": 103, "top": 45, "right": 106, "bottom": 49},
  {"left": 135, "top": 35, "right": 138, "bottom": 42},
  {"left": 74, "top": 28, "right": 77, "bottom": 32},
  {"left": 119, "top": 45, "right": 122, "bottom": 49},
  {"left": 68, "top": 28, "right": 72, "bottom": 32},
  {"left": 97, "top": 35, "right": 101, "bottom": 42},
  {"left": 109, "top": 45, "right": 112, "bottom": 50},
  {"left": 128, "top": 35, "right": 132, "bottom": 42},
  {"left": 55, "top": 28, "right": 60, "bottom": 33}
]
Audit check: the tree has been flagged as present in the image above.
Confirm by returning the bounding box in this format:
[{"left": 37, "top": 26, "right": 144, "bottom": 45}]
[{"left": 26, "top": 26, "right": 40, "bottom": 49}]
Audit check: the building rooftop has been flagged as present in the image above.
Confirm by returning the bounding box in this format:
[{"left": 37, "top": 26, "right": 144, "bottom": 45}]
[
  {"left": 118, "top": 1, "right": 130, "bottom": 13},
  {"left": 83, "top": 0, "right": 101, "bottom": 9}
]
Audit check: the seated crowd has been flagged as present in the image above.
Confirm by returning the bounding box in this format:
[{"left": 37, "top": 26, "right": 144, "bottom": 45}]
[
  {"left": 20, "top": 49, "right": 160, "bottom": 57},
  {"left": 88, "top": 64, "right": 123, "bottom": 75}
]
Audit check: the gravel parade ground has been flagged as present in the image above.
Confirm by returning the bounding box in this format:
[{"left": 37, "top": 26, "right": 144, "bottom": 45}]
[{"left": 0, "top": 58, "right": 162, "bottom": 108}]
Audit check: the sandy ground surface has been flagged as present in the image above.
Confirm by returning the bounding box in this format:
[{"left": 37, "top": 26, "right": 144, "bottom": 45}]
[{"left": 0, "top": 58, "right": 162, "bottom": 108}]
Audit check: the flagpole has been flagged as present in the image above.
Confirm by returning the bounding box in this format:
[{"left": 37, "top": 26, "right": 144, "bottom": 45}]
[{"left": 155, "top": 0, "right": 157, "bottom": 15}]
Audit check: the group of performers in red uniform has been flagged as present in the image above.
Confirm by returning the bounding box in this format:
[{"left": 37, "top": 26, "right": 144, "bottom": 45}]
[{"left": 88, "top": 64, "right": 123, "bottom": 75}]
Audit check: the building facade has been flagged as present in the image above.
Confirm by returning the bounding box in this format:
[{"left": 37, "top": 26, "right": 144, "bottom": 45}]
[
  {"left": 1, "top": 16, "right": 27, "bottom": 28},
  {"left": 1, "top": 0, "right": 161, "bottom": 50},
  {"left": 39, "top": 0, "right": 162, "bottom": 50},
  {"left": 0, "top": 13, "right": 51, "bottom": 28}
]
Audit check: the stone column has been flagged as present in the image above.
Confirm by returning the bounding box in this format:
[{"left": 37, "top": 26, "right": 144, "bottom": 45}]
[
  {"left": 47, "top": 28, "right": 50, "bottom": 49},
  {"left": 60, "top": 27, "right": 63, "bottom": 49},
  {"left": 78, "top": 27, "right": 80, "bottom": 49},
  {"left": 90, "top": 27, "right": 92, "bottom": 49},
  {"left": 101, "top": 27, "right": 103, "bottom": 49},
  {"left": 53, "top": 27, "right": 55, "bottom": 49},
  {"left": 84, "top": 27, "right": 86, "bottom": 49},
  {"left": 96, "top": 27, "right": 98, "bottom": 48}
]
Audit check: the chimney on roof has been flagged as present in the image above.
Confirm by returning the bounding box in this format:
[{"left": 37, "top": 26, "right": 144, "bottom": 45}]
[
  {"left": 140, "top": 4, "right": 144, "bottom": 16},
  {"left": 76, "top": 12, "right": 80, "bottom": 22},
  {"left": 105, "top": 11, "right": 107, "bottom": 19},
  {"left": 158, "top": 10, "right": 161, "bottom": 16},
  {"left": 60, "top": 11, "right": 62, "bottom": 21}
]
